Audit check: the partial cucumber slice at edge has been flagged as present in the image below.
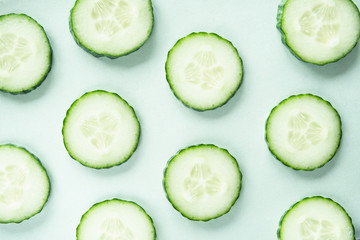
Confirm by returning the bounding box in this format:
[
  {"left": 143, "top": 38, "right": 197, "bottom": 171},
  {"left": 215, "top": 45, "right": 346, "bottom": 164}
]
[
  {"left": 0, "top": 144, "right": 51, "bottom": 224},
  {"left": 76, "top": 198, "right": 156, "bottom": 240},
  {"left": 277, "top": 0, "right": 360, "bottom": 65},
  {"left": 69, "top": 0, "right": 154, "bottom": 58},
  {"left": 0, "top": 13, "right": 52, "bottom": 94},
  {"left": 278, "top": 196, "right": 355, "bottom": 240}
]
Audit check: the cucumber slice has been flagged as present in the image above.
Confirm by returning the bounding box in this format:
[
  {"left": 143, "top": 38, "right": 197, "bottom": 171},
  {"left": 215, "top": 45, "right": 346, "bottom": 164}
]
[
  {"left": 0, "top": 13, "right": 52, "bottom": 94},
  {"left": 163, "top": 144, "right": 242, "bottom": 221},
  {"left": 266, "top": 94, "right": 341, "bottom": 171},
  {"left": 76, "top": 199, "right": 156, "bottom": 240},
  {"left": 70, "top": 0, "right": 154, "bottom": 58},
  {"left": 277, "top": 0, "right": 360, "bottom": 65},
  {"left": 165, "top": 32, "right": 243, "bottom": 111},
  {"left": 278, "top": 196, "right": 355, "bottom": 240},
  {"left": 0, "top": 144, "right": 50, "bottom": 223},
  {"left": 62, "top": 90, "right": 140, "bottom": 169}
]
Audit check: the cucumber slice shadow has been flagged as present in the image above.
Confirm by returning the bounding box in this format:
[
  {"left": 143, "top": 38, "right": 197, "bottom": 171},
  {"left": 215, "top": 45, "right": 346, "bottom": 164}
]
[
  {"left": 305, "top": 46, "right": 359, "bottom": 78},
  {"left": 290, "top": 147, "right": 342, "bottom": 179},
  {"left": 0, "top": 211, "right": 49, "bottom": 231}
]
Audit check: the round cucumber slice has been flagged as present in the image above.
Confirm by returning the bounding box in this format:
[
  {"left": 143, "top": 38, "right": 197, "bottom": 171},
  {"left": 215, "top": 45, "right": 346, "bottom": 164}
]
[
  {"left": 165, "top": 32, "right": 243, "bottom": 111},
  {"left": 277, "top": 0, "right": 360, "bottom": 65},
  {"left": 77, "top": 199, "right": 156, "bottom": 240},
  {"left": 266, "top": 94, "right": 341, "bottom": 171},
  {"left": 163, "top": 144, "right": 242, "bottom": 221},
  {"left": 62, "top": 90, "right": 140, "bottom": 169},
  {"left": 0, "top": 13, "right": 52, "bottom": 94},
  {"left": 70, "top": 0, "right": 154, "bottom": 58},
  {"left": 278, "top": 196, "right": 355, "bottom": 240},
  {"left": 0, "top": 144, "right": 50, "bottom": 223}
]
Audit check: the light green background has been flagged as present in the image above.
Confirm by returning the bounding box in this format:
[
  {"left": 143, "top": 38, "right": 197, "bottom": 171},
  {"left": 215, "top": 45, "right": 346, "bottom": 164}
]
[{"left": 0, "top": 0, "right": 359, "bottom": 239}]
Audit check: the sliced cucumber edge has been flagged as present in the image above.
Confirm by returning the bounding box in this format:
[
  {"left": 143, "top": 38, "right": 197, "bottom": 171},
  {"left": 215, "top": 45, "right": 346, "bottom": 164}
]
[
  {"left": 0, "top": 13, "right": 53, "bottom": 94},
  {"left": 62, "top": 90, "right": 141, "bottom": 169},
  {"left": 277, "top": 196, "right": 355, "bottom": 240},
  {"left": 76, "top": 198, "right": 156, "bottom": 240},
  {"left": 163, "top": 144, "right": 242, "bottom": 221},
  {"left": 165, "top": 32, "right": 244, "bottom": 111},
  {"left": 69, "top": 0, "right": 154, "bottom": 59},
  {"left": 265, "top": 93, "right": 342, "bottom": 171},
  {"left": 0, "top": 144, "right": 51, "bottom": 224},
  {"left": 276, "top": 0, "right": 360, "bottom": 65}
]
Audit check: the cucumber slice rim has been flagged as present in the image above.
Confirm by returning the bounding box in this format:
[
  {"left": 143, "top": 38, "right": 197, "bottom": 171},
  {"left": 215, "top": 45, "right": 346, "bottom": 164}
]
[
  {"left": 62, "top": 89, "right": 141, "bottom": 169},
  {"left": 277, "top": 196, "right": 355, "bottom": 240},
  {"left": 277, "top": 0, "right": 360, "bottom": 65},
  {"left": 76, "top": 198, "right": 156, "bottom": 240},
  {"left": 163, "top": 144, "right": 242, "bottom": 221},
  {"left": 0, "top": 13, "right": 52, "bottom": 94},
  {"left": 0, "top": 143, "right": 51, "bottom": 224},
  {"left": 69, "top": 0, "right": 154, "bottom": 59},
  {"left": 265, "top": 93, "right": 342, "bottom": 171},
  {"left": 165, "top": 32, "right": 244, "bottom": 111}
]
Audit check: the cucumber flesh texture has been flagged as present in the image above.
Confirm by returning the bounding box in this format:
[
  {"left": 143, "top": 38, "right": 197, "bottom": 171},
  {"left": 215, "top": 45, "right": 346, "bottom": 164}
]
[
  {"left": 63, "top": 90, "right": 140, "bottom": 169},
  {"left": 279, "top": 196, "right": 355, "bottom": 240},
  {"left": 266, "top": 94, "right": 341, "bottom": 170},
  {"left": 279, "top": 0, "right": 360, "bottom": 65},
  {"left": 77, "top": 199, "right": 156, "bottom": 240},
  {"left": 0, "top": 14, "right": 52, "bottom": 93},
  {"left": 0, "top": 144, "right": 50, "bottom": 223},
  {"left": 164, "top": 144, "right": 242, "bottom": 221},
  {"left": 166, "top": 32, "right": 243, "bottom": 111},
  {"left": 70, "top": 0, "right": 153, "bottom": 58}
]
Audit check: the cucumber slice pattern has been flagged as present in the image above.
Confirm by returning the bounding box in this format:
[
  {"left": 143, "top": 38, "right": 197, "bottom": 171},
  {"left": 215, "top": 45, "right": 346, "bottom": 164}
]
[
  {"left": 62, "top": 90, "right": 140, "bottom": 169},
  {"left": 165, "top": 32, "right": 243, "bottom": 111},
  {"left": 278, "top": 196, "right": 355, "bottom": 240},
  {"left": 277, "top": 0, "right": 360, "bottom": 65},
  {"left": 163, "top": 144, "right": 242, "bottom": 221},
  {"left": 0, "top": 144, "right": 50, "bottom": 223},
  {"left": 0, "top": 14, "right": 52, "bottom": 94},
  {"left": 266, "top": 94, "right": 341, "bottom": 171},
  {"left": 70, "top": 0, "right": 154, "bottom": 58},
  {"left": 76, "top": 199, "right": 156, "bottom": 240}
]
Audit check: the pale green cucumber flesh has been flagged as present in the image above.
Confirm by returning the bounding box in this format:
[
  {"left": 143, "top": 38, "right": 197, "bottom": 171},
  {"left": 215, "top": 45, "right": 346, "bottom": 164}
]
[
  {"left": 62, "top": 90, "right": 140, "bottom": 169},
  {"left": 0, "top": 13, "right": 52, "bottom": 94},
  {"left": 0, "top": 144, "right": 50, "bottom": 224},
  {"left": 266, "top": 94, "right": 341, "bottom": 171},
  {"left": 277, "top": 0, "right": 360, "bottom": 65},
  {"left": 163, "top": 144, "right": 242, "bottom": 221},
  {"left": 278, "top": 196, "right": 355, "bottom": 240},
  {"left": 76, "top": 199, "right": 156, "bottom": 240},
  {"left": 165, "top": 32, "right": 243, "bottom": 111},
  {"left": 70, "top": 0, "right": 154, "bottom": 58}
]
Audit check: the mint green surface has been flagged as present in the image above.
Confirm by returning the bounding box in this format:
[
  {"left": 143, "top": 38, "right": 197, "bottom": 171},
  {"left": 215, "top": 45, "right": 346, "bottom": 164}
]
[{"left": 0, "top": 0, "right": 359, "bottom": 239}]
